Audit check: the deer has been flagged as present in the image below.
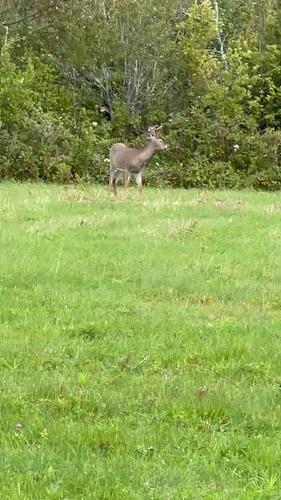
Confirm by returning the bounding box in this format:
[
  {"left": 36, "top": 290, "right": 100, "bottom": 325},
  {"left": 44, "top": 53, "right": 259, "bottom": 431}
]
[{"left": 109, "top": 125, "right": 168, "bottom": 196}]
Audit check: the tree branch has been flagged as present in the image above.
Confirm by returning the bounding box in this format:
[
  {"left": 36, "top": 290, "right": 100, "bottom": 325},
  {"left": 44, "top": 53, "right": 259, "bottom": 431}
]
[{"left": 0, "top": 11, "right": 39, "bottom": 28}]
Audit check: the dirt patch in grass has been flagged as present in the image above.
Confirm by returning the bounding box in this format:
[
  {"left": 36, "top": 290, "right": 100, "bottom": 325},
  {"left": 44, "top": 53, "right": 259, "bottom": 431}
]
[
  {"left": 266, "top": 202, "right": 281, "bottom": 215},
  {"left": 58, "top": 186, "right": 94, "bottom": 204},
  {"left": 189, "top": 192, "right": 208, "bottom": 206},
  {"left": 214, "top": 198, "right": 249, "bottom": 209},
  {"left": 166, "top": 219, "right": 198, "bottom": 239}
]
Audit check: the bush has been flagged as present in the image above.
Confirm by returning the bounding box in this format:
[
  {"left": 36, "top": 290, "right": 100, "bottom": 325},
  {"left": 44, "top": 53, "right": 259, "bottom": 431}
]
[
  {"left": 0, "top": 39, "right": 281, "bottom": 191},
  {"left": 0, "top": 44, "right": 112, "bottom": 183}
]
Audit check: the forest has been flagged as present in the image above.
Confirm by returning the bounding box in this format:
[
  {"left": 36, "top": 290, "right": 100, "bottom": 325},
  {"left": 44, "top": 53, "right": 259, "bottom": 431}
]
[{"left": 1, "top": 0, "right": 281, "bottom": 189}]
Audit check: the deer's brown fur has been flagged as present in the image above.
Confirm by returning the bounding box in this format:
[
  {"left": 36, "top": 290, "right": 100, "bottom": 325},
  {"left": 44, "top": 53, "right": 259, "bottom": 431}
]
[{"left": 109, "top": 126, "right": 168, "bottom": 196}]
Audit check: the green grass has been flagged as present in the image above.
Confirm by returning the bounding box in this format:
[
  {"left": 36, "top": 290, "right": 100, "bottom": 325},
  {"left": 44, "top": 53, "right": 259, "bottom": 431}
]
[{"left": 0, "top": 182, "right": 281, "bottom": 499}]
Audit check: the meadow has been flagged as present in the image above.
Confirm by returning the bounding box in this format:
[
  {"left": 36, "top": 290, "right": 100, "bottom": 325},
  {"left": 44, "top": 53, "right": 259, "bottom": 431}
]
[{"left": 0, "top": 182, "right": 280, "bottom": 499}]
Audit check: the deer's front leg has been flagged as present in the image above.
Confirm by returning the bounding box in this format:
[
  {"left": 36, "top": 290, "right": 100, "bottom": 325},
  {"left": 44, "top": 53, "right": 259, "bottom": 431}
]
[
  {"left": 135, "top": 172, "right": 143, "bottom": 196},
  {"left": 109, "top": 172, "right": 117, "bottom": 196},
  {"left": 124, "top": 171, "right": 131, "bottom": 191}
]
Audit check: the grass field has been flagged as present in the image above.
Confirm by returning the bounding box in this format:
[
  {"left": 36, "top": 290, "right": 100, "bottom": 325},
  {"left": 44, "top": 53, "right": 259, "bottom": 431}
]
[{"left": 0, "top": 182, "right": 281, "bottom": 499}]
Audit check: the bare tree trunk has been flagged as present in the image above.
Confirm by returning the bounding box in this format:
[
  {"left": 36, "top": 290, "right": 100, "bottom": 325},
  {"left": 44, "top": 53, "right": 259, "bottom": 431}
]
[
  {"left": 213, "top": 0, "right": 228, "bottom": 71},
  {"left": 124, "top": 58, "right": 158, "bottom": 114}
]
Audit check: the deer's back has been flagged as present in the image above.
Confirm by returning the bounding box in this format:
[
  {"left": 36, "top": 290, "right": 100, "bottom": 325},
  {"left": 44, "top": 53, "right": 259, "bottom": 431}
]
[
  {"left": 110, "top": 143, "right": 127, "bottom": 155},
  {"left": 110, "top": 143, "right": 126, "bottom": 165},
  {"left": 110, "top": 143, "right": 139, "bottom": 169}
]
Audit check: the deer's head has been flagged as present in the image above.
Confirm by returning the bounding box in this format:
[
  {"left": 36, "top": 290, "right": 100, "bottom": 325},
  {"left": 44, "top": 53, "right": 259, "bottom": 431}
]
[{"left": 147, "top": 125, "right": 168, "bottom": 150}]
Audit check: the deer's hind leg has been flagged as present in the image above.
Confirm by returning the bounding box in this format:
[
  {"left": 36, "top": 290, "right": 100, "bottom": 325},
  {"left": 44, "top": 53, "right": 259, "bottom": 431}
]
[
  {"left": 109, "top": 165, "right": 118, "bottom": 196},
  {"left": 134, "top": 172, "right": 143, "bottom": 196},
  {"left": 124, "top": 170, "right": 131, "bottom": 191}
]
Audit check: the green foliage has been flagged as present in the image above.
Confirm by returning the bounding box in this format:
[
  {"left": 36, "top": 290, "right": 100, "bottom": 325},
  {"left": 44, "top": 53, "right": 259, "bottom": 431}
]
[
  {"left": 0, "top": 0, "right": 281, "bottom": 189},
  {"left": 0, "top": 44, "right": 111, "bottom": 182}
]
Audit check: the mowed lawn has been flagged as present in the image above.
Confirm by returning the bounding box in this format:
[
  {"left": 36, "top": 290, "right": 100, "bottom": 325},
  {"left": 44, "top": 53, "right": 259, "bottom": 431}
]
[{"left": 0, "top": 182, "right": 281, "bottom": 499}]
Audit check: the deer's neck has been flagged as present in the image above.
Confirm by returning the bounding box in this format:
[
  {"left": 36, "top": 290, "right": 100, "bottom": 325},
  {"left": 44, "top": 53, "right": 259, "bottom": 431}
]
[{"left": 138, "top": 142, "right": 155, "bottom": 164}]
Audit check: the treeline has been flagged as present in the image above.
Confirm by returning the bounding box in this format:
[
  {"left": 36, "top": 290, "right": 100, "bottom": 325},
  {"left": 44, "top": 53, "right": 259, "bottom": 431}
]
[{"left": 0, "top": 0, "right": 281, "bottom": 189}]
